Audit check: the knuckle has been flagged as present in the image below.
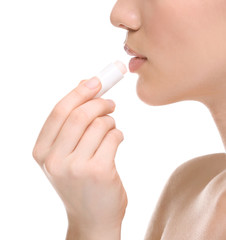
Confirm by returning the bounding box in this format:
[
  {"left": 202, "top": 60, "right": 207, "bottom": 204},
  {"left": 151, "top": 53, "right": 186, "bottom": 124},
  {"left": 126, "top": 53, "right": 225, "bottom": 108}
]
[
  {"left": 69, "top": 161, "right": 113, "bottom": 182},
  {"left": 92, "top": 116, "right": 115, "bottom": 130},
  {"left": 105, "top": 115, "right": 116, "bottom": 126},
  {"left": 52, "top": 102, "right": 68, "bottom": 119},
  {"left": 93, "top": 117, "right": 105, "bottom": 127},
  {"left": 32, "top": 145, "right": 43, "bottom": 164},
  {"left": 108, "top": 129, "right": 124, "bottom": 142},
  {"left": 88, "top": 164, "right": 109, "bottom": 181},
  {"left": 44, "top": 155, "right": 63, "bottom": 177},
  {"left": 104, "top": 99, "right": 115, "bottom": 110},
  {"left": 73, "top": 87, "right": 86, "bottom": 100},
  {"left": 69, "top": 108, "right": 90, "bottom": 124},
  {"left": 87, "top": 162, "right": 118, "bottom": 183},
  {"left": 32, "top": 146, "right": 39, "bottom": 160},
  {"left": 96, "top": 98, "right": 114, "bottom": 110}
]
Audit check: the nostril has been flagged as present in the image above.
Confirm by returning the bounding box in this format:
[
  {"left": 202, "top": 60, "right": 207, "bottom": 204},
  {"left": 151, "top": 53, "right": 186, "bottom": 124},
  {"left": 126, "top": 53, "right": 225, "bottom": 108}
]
[{"left": 118, "top": 24, "right": 129, "bottom": 30}]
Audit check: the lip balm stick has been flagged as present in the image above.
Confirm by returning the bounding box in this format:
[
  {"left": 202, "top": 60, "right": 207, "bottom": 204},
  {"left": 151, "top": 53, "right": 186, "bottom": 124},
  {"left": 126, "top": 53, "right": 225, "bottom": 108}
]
[{"left": 93, "top": 61, "right": 127, "bottom": 99}]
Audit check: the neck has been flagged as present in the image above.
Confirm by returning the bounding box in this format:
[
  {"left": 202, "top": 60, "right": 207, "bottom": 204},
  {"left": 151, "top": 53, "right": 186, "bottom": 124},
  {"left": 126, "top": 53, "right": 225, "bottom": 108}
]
[{"left": 200, "top": 93, "right": 226, "bottom": 152}]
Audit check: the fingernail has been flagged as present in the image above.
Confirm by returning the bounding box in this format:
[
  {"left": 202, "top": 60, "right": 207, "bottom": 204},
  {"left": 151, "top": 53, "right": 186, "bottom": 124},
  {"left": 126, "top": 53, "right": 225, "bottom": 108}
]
[{"left": 85, "top": 77, "right": 100, "bottom": 89}]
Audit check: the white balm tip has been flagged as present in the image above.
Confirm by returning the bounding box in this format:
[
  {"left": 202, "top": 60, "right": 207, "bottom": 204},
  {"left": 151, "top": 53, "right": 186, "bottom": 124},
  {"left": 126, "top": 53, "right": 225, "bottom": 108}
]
[
  {"left": 114, "top": 61, "right": 127, "bottom": 75},
  {"left": 93, "top": 61, "right": 127, "bottom": 99}
]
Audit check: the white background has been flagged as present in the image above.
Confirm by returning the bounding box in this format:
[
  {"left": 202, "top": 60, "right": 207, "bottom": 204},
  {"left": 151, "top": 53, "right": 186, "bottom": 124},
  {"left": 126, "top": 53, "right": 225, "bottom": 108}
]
[{"left": 0, "top": 0, "right": 225, "bottom": 239}]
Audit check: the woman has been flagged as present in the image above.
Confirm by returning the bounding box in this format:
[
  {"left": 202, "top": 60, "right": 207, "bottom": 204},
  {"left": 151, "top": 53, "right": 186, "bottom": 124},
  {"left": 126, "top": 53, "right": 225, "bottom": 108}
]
[{"left": 32, "top": 0, "right": 226, "bottom": 239}]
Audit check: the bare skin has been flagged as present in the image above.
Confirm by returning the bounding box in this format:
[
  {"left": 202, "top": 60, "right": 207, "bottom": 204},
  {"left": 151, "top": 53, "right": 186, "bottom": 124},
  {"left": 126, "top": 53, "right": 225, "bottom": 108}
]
[
  {"left": 33, "top": 0, "right": 226, "bottom": 239},
  {"left": 32, "top": 78, "right": 127, "bottom": 240},
  {"left": 110, "top": 0, "right": 226, "bottom": 239},
  {"left": 144, "top": 153, "right": 226, "bottom": 239}
]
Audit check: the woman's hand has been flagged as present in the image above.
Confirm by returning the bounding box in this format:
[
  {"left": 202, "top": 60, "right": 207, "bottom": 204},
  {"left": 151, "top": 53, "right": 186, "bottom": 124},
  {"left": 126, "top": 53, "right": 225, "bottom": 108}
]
[{"left": 32, "top": 77, "right": 128, "bottom": 239}]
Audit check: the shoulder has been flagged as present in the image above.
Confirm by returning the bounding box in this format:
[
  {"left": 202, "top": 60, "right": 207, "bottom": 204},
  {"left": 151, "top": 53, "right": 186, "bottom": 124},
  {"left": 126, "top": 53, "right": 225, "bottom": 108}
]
[
  {"left": 161, "top": 152, "right": 226, "bottom": 212},
  {"left": 167, "top": 152, "right": 226, "bottom": 191},
  {"left": 144, "top": 153, "right": 226, "bottom": 240},
  {"left": 167, "top": 152, "right": 226, "bottom": 220},
  {"left": 155, "top": 153, "right": 226, "bottom": 204},
  {"left": 164, "top": 153, "right": 226, "bottom": 237}
]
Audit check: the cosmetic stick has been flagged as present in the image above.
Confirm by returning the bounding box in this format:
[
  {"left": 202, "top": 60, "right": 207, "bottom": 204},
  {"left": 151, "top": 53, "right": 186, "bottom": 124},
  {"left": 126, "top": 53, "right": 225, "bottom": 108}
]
[{"left": 93, "top": 61, "right": 127, "bottom": 99}]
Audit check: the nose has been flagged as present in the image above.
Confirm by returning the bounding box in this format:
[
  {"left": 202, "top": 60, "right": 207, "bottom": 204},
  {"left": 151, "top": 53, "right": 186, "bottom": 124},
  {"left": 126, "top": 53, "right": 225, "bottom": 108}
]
[{"left": 110, "top": 1, "right": 141, "bottom": 31}]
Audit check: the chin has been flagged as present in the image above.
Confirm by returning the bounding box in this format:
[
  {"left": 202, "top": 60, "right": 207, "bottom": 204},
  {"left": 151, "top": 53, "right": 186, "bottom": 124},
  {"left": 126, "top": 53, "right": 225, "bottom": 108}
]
[
  {"left": 136, "top": 82, "right": 163, "bottom": 106},
  {"left": 136, "top": 77, "right": 186, "bottom": 107}
]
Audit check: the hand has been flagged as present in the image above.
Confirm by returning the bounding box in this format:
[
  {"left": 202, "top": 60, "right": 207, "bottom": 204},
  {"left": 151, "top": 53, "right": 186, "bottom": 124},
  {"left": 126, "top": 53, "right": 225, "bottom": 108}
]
[{"left": 32, "top": 77, "right": 128, "bottom": 238}]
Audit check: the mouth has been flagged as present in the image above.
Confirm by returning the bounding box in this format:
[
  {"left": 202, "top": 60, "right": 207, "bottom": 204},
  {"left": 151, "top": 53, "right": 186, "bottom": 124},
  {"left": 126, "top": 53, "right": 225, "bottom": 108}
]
[
  {"left": 124, "top": 44, "right": 147, "bottom": 59},
  {"left": 124, "top": 44, "right": 147, "bottom": 73}
]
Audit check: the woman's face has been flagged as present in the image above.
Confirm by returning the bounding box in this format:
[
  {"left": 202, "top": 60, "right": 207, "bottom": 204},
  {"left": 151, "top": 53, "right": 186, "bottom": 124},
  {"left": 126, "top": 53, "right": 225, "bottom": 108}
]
[{"left": 110, "top": 0, "right": 226, "bottom": 106}]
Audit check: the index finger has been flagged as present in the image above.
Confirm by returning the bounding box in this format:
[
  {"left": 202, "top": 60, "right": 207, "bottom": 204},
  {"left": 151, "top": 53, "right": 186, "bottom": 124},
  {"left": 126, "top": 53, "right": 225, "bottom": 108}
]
[{"left": 33, "top": 77, "right": 102, "bottom": 151}]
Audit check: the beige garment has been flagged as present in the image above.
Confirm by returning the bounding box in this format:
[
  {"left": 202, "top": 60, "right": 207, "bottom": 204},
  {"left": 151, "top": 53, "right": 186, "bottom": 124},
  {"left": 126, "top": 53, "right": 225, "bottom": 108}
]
[{"left": 144, "top": 153, "right": 226, "bottom": 240}]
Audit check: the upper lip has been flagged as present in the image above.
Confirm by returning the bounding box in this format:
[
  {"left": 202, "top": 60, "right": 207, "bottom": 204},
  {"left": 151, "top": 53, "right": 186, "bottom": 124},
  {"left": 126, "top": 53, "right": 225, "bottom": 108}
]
[{"left": 124, "top": 44, "right": 147, "bottom": 59}]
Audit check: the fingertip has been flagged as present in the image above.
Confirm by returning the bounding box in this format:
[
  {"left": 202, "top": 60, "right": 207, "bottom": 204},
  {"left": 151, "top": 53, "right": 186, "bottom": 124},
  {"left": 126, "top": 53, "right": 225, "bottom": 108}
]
[{"left": 85, "top": 77, "right": 101, "bottom": 89}]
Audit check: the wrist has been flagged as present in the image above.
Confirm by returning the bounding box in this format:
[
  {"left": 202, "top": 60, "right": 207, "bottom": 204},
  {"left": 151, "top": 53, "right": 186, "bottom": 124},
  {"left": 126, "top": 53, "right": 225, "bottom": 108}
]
[{"left": 66, "top": 222, "right": 122, "bottom": 240}]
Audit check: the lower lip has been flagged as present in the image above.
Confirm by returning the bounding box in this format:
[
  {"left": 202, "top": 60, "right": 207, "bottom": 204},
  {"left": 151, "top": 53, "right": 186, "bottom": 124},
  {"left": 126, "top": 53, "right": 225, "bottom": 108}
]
[{"left": 129, "top": 57, "right": 147, "bottom": 73}]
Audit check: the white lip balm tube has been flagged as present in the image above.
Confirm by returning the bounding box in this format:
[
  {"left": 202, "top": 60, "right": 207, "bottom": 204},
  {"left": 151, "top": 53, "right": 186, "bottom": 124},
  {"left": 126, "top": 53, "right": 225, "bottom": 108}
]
[{"left": 93, "top": 61, "right": 127, "bottom": 99}]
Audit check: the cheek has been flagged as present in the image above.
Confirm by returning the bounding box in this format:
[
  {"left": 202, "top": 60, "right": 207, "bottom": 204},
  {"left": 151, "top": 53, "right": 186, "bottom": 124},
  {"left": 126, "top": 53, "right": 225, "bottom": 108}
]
[
  {"left": 139, "top": 0, "right": 226, "bottom": 105},
  {"left": 143, "top": 1, "right": 205, "bottom": 74}
]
